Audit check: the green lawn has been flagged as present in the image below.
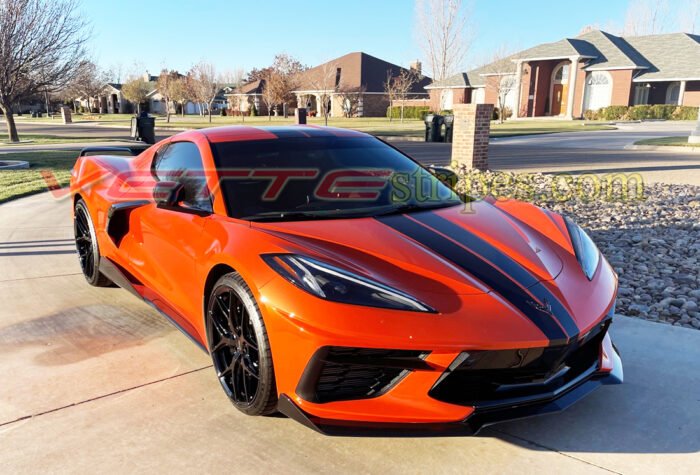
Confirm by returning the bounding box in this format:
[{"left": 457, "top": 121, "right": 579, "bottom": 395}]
[
  {"left": 1, "top": 134, "right": 118, "bottom": 145},
  {"left": 0, "top": 150, "right": 78, "bottom": 203},
  {"left": 634, "top": 136, "right": 700, "bottom": 147}
]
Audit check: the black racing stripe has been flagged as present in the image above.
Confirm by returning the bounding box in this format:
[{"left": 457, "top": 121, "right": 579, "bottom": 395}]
[
  {"left": 377, "top": 214, "right": 569, "bottom": 344},
  {"left": 412, "top": 212, "right": 580, "bottom": 339}
]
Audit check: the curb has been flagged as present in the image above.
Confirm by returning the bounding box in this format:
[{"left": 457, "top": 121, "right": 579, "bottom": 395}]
[
  {"left": 0, "top": 160, "right": 30, "bottom": 169},
  {"left": 626, "top": 144, "right": 700, "bottom": 153}
]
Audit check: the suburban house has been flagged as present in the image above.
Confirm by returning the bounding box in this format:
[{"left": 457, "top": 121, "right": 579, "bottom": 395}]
[
  {"left": 224, "top": 79, "right": 268, "bottom": 116},
  {"left": 293, "top": 52, "right": 431, "bottom": 117},
  {"left": 426, "top": 30, "right": 700, "bottom": 118}
]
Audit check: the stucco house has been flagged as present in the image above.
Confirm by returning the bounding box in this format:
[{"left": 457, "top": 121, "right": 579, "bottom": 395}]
[
  {"left": 293, "top": 52, "right": 431, "bottom": 117},
  {"left": 426, "top": 30, "right": 700, "bottom": 118}
]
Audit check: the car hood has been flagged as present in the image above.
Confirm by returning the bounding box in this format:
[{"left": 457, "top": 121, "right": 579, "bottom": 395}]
[{"left": 251, "top": 201, "right": 569, "bottom": 297}]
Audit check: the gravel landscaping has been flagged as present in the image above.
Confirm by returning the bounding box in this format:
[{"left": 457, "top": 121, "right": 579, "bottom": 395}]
[{"left": 460, "top": 170, "right": 700, "bottom": 329}]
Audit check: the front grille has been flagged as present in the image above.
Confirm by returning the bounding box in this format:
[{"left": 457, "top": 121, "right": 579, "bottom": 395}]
[
  {"left": 297, "top": 347, "right": 428, "bottom": 404},
  {"left": 430, "top": 319, "right": 610, "bottom": 407}
]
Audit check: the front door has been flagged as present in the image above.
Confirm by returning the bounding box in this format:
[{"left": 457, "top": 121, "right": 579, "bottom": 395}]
[
  {"left": 126, "top": 141, "right": 213, "bottom": 328},
  {"left": 551, "top": 84, "right": 564, "bottom": 115}
]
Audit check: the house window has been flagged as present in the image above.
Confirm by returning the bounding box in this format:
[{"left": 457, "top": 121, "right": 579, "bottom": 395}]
[
  {"left": 583, "top": 71, "right": 612, "bottom": 112},
  {"left": 553, "top": 64, "right": 570, "bottom": 84},
  {"left": 633, "top": 84, "right": 650, "bottom": 105},
  {"left": 666, "top": 82, "right": 681, "bottom": 104}
]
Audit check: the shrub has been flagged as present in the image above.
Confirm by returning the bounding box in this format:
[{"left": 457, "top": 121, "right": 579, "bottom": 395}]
[
  {"left": 598, "top": 105, "right": 629, "bottom": 121},
  {"left": 672, "top": 105, "right": 699, "bottom": 120},
  {"left": 583, "top": 109, "right": 599, "bottom": 121},
  {"left": 492, "top": 107, "right": 512, "bottom": 121},
  {"left": 386, "top": 105, "right": 431, "bottom": 120},
  {"left": 438, "top": 109, "right": 453, "bottom": 115}
]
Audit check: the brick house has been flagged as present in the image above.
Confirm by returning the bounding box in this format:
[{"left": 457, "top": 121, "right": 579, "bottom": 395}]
[
  {"left": 293, "top": 52, "right": 431, "bottom": 117},
  {"left": 426, "top": 30, "right": 700, "bottom": 118},
  {"left": 224, "top": 79, "right": 268, "bottom": 116}
]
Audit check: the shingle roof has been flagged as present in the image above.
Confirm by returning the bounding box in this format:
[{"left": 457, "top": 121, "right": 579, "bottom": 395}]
[
  {"left": 625, "top": 32, "right": 700, "bottom": 81},
  {"left": 516, "top": 38, "right": 598, "bottom": 60},
  {"left": 426, "top": 29, "right": 700, "bottom": 90},
  {"left": 295, "top": 52, "right": 431, "bottom": 94}
]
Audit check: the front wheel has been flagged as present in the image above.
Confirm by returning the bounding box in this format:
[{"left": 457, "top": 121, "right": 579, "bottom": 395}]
[{"left": 206, "top": 272, "right": 278, "bottom": 415}]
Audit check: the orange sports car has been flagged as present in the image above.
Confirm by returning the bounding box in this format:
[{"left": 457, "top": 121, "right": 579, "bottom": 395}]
[{"left": 71, "top": 126, "right": 622, "bottom": 435}]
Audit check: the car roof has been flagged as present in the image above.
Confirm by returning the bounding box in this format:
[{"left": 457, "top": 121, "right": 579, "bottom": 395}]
[{"left": 184, "top": 125, "right": 370, "bottom": 144}]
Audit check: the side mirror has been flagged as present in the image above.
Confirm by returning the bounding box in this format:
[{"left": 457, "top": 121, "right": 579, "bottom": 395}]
[
  {"left": 429, "top": 166, "right": 459, "bottom": 190},
  {"left": 153, "top": 181, "right": 185, "bottom": 207}
]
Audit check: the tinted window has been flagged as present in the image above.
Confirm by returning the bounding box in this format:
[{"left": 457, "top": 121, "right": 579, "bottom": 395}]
[
  {"left": 153, "top": 142, "right": 212, "bottom": 212},
  {"left": 211, "top": 137, "right": 459, "bottom": 221}
]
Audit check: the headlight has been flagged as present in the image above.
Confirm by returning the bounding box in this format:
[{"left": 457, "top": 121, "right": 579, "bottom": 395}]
[
  {"left": 262, "top": 254, "right": 435, "bottom": 313},
  {"left": 564, "top": 217, "right": 600, "bottom": 280}
]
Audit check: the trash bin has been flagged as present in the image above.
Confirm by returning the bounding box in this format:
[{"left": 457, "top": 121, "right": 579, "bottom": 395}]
[
  {"left": 132, "top": 113, "right": 156, "bottom": 144},
  {"left": 424, "top": 114, "right": 444, "bottom": 142},
  {"left": 443, "top": 115, "right": 454, "bottom": 143}
]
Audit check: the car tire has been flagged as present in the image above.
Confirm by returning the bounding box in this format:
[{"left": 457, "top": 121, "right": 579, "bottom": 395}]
[
  {"left": 206, "top": 272, "right": 278, "bottom": 416},
  {"left": 74, "top": 199, "right": 113, "bottom": 287}
]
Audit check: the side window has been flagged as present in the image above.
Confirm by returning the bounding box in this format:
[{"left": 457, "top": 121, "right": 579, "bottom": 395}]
[{"left": 153, "top": 141, "right": 212, "bottom": 212}]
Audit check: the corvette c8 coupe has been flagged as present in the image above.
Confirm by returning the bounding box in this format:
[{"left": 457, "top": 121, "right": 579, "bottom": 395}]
[{"left": 70, "top": 125, "right": 622, "bottom": 435}]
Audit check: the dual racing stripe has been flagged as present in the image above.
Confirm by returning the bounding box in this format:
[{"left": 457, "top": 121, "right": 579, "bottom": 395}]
[{"left": 376, "top": 212, "right": 579, "bottom": 345}]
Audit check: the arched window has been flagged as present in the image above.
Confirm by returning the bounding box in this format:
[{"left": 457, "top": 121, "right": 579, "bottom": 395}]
[
  {"left": 553, "top": 64, "right": 570, "bottom": 84},
  {"left": 666, "top": 82, "right": 681, "bottom": 104}
]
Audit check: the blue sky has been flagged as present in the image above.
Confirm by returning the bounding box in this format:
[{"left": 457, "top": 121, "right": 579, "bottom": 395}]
[{"left": 81, "top": 0, "right": 632, "bottom": 79}]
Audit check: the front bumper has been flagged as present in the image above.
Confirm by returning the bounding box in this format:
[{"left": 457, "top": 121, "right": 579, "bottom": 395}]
[{"left": 277, "top": 337, "right": 623, "bottom": 436}]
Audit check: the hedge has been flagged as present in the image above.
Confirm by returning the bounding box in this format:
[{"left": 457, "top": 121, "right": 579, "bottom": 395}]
[
  {"left": 588, "top": 105, "right": 699, "bottom": 121},
  {"left": 387, "top": 105, "right": 430, "bottom": 119}
]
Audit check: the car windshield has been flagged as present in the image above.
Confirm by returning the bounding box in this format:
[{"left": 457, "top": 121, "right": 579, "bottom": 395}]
[{"left": 211, "top": 136, "right": 461, "bottom": 221}]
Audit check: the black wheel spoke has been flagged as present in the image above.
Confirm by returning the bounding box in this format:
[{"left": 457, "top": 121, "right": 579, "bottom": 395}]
[{"left": 208, "top": 284, "right": 262, "bottom": 406}]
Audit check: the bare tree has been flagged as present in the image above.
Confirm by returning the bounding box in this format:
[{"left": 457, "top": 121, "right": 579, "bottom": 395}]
[
  {"left": 65, "top": 60, "right": 108, "bottom": 113},
  {"left": 623, "top": 0, "right": 672, "bottom": 35},
  {"left": 0, "top": 0, "right": 89, "bottom": 142},
  {"left": 414, "top": 0, "right": 472, "bottom": 82},
  {"left": 680, "top": 0, "right": 700, "bottom": 33},
  {"left": 310, "top": 61, "right": 337, "bottom": 126},
  {"left": 384, "top": 71, "right": 398, "bottom": 122},
  {"left": 479, "top": 47, "right": 519, "bottom": 123},
  {"left": 394, "top": 70, "right": 417, "bottom": 123},
  {"left": 122, "top": 76, "right": 150, "bottom": 114},
  {"left": 228, "top": 68, "right": 247, "bottom": 122},
  {"left": 169, "top": 77, "right": 188, "bottom": 117},
  {"left": 189, "top": 62, "right": 221, "bottom": 122},
  {"left": 157, "top": 70, "right": 181, "bottom": 122},
  {"left": 261, "top": 70, "right": 286, "bottom": 121},
  {"left": 336, "top": 85, "right": 366, "bottom": 118}
]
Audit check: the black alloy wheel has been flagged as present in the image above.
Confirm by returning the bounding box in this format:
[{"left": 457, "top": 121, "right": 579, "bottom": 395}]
[
  {"left": 207, "top": 273, "right": 277, "bottom": 415},
  {"left": 74, "top": 199, "right": 112, "bottom": 287}
]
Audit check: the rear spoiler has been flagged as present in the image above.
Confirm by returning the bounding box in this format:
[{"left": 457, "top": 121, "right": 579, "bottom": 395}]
[{"left": 79, "top": 145, "right": 151, "bottom": 157}]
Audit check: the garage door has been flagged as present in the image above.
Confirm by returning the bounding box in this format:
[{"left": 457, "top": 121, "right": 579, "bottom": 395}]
[{"left": 583, "top": 71, "right": 612, "bottom": 112}]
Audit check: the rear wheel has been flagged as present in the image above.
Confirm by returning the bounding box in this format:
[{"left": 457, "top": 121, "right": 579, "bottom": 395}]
[
  {"left": 206, "top": 272, "right": 277, "bottom": 415},
  {"left": 74, "top": 199, "right": 113, "bottom": 287}
]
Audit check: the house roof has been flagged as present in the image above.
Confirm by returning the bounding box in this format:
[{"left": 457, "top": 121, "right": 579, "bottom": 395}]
[
  {"left": 625, "top": 32, "right": 700, "bottom": 81},
  {"left": 228, "top": 79, "right": 265, "bottom": 95},
  {"left": 294, "top": 52, "right": 431, "bottom": 94},
  {"left": 427, "top": 29, "right": 700, "bottom": 90}
]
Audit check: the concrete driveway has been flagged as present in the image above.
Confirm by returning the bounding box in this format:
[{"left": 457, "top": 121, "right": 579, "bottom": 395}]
[{"left": 1, "top": 191, "right": 699, "bottom": 474}]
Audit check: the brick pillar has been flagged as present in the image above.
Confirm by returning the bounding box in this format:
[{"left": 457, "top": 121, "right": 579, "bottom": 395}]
[{"left": 450, "top": 103, "right": 493, "bottom": 170}]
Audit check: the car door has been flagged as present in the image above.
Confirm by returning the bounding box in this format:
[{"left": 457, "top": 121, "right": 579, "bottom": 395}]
[{"left": 126, "top": 140, "right": 213, "bottom": 328}]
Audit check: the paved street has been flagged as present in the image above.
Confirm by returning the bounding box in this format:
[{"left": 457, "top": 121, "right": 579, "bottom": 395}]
[{"left": 1, "top": 188, "right": 700, "bottom": 474}]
